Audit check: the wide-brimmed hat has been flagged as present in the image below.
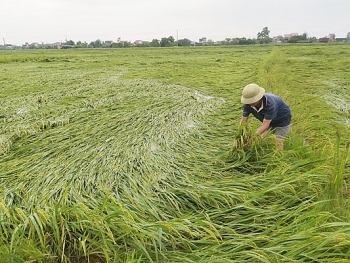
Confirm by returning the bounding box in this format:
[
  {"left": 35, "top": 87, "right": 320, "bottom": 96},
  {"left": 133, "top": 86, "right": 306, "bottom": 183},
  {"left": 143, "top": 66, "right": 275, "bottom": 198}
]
[{"left": 241, "top": 83, "right": 265, "bottom": 104}]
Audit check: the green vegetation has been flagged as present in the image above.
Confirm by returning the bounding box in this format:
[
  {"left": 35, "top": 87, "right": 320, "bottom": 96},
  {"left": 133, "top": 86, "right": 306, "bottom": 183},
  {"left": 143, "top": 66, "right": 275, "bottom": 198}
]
[{"left": 0, "top": 44, "right": 349, "bottom": 262}]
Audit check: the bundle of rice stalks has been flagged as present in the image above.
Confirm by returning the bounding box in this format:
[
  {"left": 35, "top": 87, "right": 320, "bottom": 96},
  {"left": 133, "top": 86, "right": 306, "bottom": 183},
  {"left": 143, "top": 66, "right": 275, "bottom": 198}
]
[
  {"left": 226, "top": 124, "right": 281, "bottom": 175},
  {"left": 232, "top": 124, "right": 252, "bottom": 149}
]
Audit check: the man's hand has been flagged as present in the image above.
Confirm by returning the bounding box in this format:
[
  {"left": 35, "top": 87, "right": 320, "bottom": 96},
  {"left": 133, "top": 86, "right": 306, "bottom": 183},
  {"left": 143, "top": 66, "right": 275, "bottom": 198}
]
[{"left": 243, "top": 137, "right": 254, "bottom": 149}]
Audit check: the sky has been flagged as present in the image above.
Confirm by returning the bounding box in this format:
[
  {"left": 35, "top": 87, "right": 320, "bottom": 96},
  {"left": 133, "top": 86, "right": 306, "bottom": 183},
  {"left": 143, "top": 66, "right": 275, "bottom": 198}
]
[{"left": 1, "top": 0, "right": 349, "bottom": 45}]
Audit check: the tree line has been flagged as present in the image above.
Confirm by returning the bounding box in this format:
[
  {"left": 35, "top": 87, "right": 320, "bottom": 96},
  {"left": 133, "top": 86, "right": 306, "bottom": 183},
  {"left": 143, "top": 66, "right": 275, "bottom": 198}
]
[{"left": 21, "top": 27, "right": 343, "bottom": 50}]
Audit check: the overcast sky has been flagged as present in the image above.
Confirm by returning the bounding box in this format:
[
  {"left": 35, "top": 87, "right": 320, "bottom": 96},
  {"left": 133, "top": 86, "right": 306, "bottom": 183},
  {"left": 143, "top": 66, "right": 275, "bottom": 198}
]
[{"left": 1, "top": 0, "right": 349, "bottom": 45}]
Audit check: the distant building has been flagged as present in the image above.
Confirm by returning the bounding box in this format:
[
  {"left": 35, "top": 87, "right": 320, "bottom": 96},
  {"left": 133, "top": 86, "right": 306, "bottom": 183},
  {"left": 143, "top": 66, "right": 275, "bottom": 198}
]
[
  {"left": 42, "top": 42, "right": 61, "bottom": 49},
  {"left": 272, "top": 35, "right": 283, "bottom": 43},
  {"left": 191, "top": 41, "right": 203, "bottom": 46},
  {"left": 318, "top": 37, "right": 329, "bottom": 43},
  {"left": 335, "top": 38, "right": 347, "bottom": 43},
  {"left": 328, "top": 33, "right": 336, "bottom": 42},
  {"left": 283, "top": 33, "right": 298, "bottom": 41},
  {"left": 0, "top": 44, "right": 16, "bottom": 50},
  {"left": 104, "top": 40, "right": 113, "bottom": 47},
  {"left": 134, "top": 40, "right": 143, "bottom": 46}
]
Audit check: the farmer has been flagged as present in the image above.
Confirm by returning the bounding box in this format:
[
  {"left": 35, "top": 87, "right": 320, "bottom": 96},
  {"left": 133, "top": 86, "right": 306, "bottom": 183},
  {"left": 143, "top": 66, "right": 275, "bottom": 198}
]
[{"left": 239, "top": 83, "right": 291, "bottom": 150}]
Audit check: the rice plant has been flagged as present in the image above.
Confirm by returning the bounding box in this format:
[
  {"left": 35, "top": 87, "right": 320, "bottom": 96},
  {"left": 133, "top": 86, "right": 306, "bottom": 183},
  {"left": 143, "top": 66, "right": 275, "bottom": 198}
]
[{"left": 0, "top": 45, "right": 350, "bottom": 262}]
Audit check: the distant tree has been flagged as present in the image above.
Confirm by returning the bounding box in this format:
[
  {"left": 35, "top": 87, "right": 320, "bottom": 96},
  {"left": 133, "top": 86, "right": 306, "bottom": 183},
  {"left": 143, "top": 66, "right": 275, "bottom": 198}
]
[
  {"left": 160, "top": 37, "right": 170, "bottom": 47},
  {"left": 257, "top": 27, "right": 271, "bottom": 44},
  {"left": 110, "top": 41, "right": 131, "bottom": 48},
  {"left": 160, "top": 36, "right": 175, "bottom": 47},
  {"left": 76, "top": 41, "right": 87, "bottom": 48},
  {"left": 228, "top": 38, "right": 237, "bottom": 45},
  {"left": 347, "top": 32, "right": 350, "bottom": 41},
  {"left": 224, "top": 38, "right": 231, "bottom": 45},
  {"left": 177, "top": 38, "right": 191, "bottom": 46},
  {"left": 94, "top": 39, "right": 103, "bottom": 48},
  {"left": 88, "top": 39, "right": 103, "bottom": 48},
  {"left": 238, "top": 38, "right": 248, "bottom": 45},
  {"left": 141, "top": 41, "right": 151, "bottom": 47},
  {"left": 65, "top": 40, "right": 75, "bottom": 46},
  {"left": 150, "top": 39, "right": 160, "bottom": 47},
  {"left": 110, "top": 42, "right": 121, "bottom": 48},
  {"left": 247, "top": 38, "right": 256, "bottom": 45},
  {"left": 227, "top": 37, "right": 256, "bottom": 45},
  {"left": 168, "top": 36, "right": 175, "bottom": 44},
  {"left": 122, "top": 41, "right": 131, "bottom": 47},
  {"left": 309, "top": 36, "right": 318, "bottom": 43},
  {"left": 288, "top": 36, "right": 298, "bottom": 43}
]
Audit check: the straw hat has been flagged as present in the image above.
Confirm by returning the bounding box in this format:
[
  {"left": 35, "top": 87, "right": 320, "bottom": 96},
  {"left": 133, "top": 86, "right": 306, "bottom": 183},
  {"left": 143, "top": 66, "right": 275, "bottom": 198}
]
[{"left": 241, "top": 83, "right": 265, "bottom": 104}]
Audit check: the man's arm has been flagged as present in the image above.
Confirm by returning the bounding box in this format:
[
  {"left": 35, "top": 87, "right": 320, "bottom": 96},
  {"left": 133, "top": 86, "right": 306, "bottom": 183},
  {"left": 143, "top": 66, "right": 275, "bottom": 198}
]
[
  {"left": 256, "top": 119, "right": 272, "bottom": 136},
  {"left": 240, "top": 116, "right": 249, "bottom": 126},
  {"left": 242, "top": 118, "right": 271, "bottom": 149}
]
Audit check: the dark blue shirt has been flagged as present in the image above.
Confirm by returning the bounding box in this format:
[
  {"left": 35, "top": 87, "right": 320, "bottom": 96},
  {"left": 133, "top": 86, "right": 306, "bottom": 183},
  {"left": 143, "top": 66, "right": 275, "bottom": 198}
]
[{"left": 242, "top": 93, "right": 291, "bottom": 127}]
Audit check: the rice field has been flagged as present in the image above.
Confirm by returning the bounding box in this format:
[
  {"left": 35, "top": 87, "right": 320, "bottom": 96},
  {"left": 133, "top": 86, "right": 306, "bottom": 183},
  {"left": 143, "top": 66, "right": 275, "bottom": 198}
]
[{"left": 0, "top": 44, "right": 349, "bottom": 262}]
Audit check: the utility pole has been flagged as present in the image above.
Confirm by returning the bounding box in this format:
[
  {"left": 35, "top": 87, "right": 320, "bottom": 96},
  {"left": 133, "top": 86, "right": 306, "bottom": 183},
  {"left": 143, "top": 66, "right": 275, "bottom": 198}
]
[
  {"left": 3, "top": 38, "right": 5, "bottom": 46},
  {"left": 176, "top": 30, "right": 178, "bottom": 47}
]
